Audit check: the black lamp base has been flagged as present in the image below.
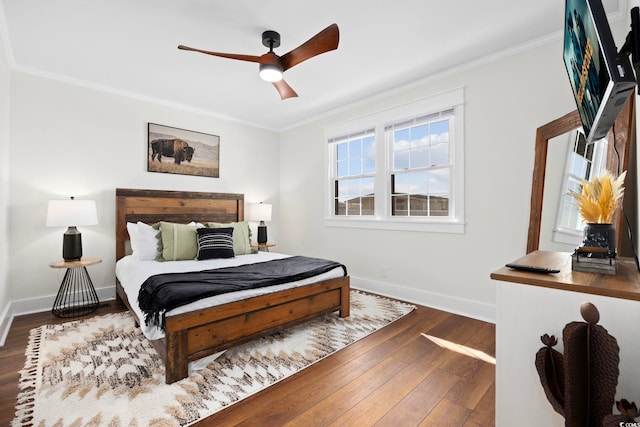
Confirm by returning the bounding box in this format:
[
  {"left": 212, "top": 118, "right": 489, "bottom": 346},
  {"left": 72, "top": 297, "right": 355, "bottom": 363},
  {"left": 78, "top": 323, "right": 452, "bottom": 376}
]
[
  {"left": 62, "top": 227, "right": 83, "bottom": 261},
  {"left": 257, "top": 222, "right": 268, "bottom": 244}
]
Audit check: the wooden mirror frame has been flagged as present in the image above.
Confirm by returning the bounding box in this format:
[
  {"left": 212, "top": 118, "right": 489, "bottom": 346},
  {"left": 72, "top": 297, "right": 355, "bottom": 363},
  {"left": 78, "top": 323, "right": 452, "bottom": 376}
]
[{"left": 526, "top": 96, "right": 635, "bottom": 253}]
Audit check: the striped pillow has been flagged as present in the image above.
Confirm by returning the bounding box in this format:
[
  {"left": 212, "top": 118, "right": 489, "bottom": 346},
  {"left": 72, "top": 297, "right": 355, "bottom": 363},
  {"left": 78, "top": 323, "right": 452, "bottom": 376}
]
[{"left": 196, "top": 227, "right": 235, "bottom": 260}]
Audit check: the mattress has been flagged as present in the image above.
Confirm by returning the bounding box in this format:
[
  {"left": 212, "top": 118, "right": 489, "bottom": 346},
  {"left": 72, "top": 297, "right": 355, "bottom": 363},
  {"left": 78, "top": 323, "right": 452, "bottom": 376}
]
[{"left": 115, "top": 252, "right": 345, "bottom": 340}]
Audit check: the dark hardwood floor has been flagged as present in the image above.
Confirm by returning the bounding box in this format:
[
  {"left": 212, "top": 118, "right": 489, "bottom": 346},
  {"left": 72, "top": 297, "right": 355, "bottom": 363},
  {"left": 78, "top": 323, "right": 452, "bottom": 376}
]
[{"left": 0, "top": 298, "right": 495, "bottom": 426}]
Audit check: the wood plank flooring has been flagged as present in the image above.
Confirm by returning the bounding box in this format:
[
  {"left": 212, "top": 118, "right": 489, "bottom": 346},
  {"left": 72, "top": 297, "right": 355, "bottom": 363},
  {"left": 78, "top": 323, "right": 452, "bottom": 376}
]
[{"left": 0, "top": 297, "right": 495, "bottom": 426}]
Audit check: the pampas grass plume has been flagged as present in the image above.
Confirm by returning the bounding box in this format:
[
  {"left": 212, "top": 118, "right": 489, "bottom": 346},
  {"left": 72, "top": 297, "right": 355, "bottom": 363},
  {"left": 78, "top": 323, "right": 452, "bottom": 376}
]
[{"left": 569, "top": 170, "right": 626, "bottom": 224}]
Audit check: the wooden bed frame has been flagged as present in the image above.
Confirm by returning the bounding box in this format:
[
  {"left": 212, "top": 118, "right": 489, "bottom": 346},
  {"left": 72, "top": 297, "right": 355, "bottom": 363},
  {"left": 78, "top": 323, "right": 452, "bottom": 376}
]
[{"left": 115, "top": 188, "right": 350, "bottom": 383}]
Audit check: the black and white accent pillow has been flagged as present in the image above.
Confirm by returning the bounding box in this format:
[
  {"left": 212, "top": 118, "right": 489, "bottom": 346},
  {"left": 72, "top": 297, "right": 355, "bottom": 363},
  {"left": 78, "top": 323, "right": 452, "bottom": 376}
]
[{"left": 196, "top": 227, "right": 235, "bottom": 260}]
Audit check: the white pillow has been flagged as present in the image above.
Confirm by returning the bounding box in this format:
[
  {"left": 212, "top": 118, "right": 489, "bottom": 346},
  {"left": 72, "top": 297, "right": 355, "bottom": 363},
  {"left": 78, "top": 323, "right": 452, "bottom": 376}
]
[
  {"left": 136, "top": 221, "right": 160, "bottom": 260},
  {"left": 126, "top": 222, "right": 139, "bottom": 256}
]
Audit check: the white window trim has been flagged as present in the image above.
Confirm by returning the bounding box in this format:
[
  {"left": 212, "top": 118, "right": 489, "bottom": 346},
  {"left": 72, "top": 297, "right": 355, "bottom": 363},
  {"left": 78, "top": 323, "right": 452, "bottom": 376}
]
[
  {"left": 324, "top": 87, "right": 465, "bottom": 233},
  {"left": 552, "top": 227, "right": 583, "bottom": 246}
]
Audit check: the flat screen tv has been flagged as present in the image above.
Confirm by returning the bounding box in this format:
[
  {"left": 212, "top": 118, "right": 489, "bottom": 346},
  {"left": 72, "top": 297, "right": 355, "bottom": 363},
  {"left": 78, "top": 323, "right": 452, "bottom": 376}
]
[{"left": 564, "top": 0, "right": 636, "bottom": 143}]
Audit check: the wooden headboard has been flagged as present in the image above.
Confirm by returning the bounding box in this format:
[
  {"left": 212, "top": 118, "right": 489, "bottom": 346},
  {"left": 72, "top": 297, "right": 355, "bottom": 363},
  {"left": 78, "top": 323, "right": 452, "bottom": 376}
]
[{"left": 115, "top": 188, "right": 244, "bottom": 261}]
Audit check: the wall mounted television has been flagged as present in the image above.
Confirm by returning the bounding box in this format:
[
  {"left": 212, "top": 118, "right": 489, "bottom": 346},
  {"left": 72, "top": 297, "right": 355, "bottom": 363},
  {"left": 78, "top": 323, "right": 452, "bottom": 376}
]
[{"left": 563, "top": 0, "right": 636, "bottom": 143}]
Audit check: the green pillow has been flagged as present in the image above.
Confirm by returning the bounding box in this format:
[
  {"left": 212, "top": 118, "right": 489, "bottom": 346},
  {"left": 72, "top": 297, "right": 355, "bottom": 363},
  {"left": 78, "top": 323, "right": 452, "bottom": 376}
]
[
  {"left": 207, "top": 221, "right": 252, "bottom": 255},
  {"left": 155, "top": 221, "right": 199, "bottom": 261}
]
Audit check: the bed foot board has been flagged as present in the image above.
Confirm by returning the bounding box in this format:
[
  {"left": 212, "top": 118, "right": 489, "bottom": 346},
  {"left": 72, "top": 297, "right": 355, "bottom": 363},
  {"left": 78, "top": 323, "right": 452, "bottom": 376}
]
[
  {"left": 160, "top": 276, "right": 350, "bottom": 384},
  {"left": 165, "top": 331, "right": 189, "bottom": 384},
  {"left": 339, "top": 281, "right": 350, "bottom": 318}
]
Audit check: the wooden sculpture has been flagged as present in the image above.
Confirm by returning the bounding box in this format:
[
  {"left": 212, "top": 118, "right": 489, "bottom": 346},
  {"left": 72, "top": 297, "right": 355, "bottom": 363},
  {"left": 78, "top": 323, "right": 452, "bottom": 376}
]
[
  {"left": 535, "top": 302, "right": 620, "bottom": 427},
  {"left": 603, "top": 399, "right": 640, "bottom": 426}
]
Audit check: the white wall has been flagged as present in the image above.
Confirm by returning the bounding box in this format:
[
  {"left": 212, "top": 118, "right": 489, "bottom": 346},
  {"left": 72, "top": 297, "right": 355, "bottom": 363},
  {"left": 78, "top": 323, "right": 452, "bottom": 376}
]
[
  {"left": 278, "top": 38, "right": 583, "bottom": 322},
  {"left": 539, "top": 131, "right": 581, "bottom": 253},
  {"left": 0, "top": 29, "right": 11, "bottom": 342},
  {"left": 7, "top": 72, "right": 280, "bottom": 308}
]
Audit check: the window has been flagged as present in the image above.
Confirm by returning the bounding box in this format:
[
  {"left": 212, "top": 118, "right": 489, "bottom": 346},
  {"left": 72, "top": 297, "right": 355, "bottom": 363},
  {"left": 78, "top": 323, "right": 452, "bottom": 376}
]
[
  {"left": 326, "top": 88, "right": 465, "bottom": 233},
  {"left": 553, "top": 129, "right": 608, "bottom": 244},
  {"left": 389, "top": 112, "right": 452, "bottom": 217},
  {"left": 331, "top": 129, "right": 376, "bottom": 216}
]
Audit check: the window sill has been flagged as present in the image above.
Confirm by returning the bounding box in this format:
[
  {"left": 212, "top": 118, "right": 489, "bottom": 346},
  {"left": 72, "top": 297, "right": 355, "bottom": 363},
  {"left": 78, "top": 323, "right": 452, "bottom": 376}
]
[
  {"left": 552, "top": 228, "right": 583, "bottom": 246},
  {"left": 324, "top": 217, "right": 465, "bottom": 234}
]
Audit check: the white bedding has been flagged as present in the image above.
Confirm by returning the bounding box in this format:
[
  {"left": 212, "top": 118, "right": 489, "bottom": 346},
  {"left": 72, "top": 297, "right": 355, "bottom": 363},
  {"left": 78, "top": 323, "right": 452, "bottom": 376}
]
[{"left": 115, "top": 252, "right": 345, "bottom": 340}]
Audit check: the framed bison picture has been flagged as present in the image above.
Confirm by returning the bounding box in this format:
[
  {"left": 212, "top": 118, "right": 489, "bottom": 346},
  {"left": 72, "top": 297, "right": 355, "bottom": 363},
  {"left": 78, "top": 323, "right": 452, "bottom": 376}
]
[{"left": 147, "top": 123, "right": 220, "bottom": 178}]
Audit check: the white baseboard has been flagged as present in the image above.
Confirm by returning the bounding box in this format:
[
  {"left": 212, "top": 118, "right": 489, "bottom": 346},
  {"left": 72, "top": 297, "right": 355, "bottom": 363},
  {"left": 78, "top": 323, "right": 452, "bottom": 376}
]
[
  {"left": 351, "top": 276, "right": 496, "bottom": 324},
  {"left": 1, "top": 279, "right": 496, "bottom": 347},
  {"left": 0, "top": 286, "right": 116, "bottom": 347},
  {"left": 0, "top": 303, "right": 11, "bottom": 347}
]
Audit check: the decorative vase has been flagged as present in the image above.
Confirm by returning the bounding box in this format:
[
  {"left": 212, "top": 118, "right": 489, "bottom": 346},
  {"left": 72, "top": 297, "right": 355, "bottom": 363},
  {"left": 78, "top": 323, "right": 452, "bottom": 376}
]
[
  {"left": 583, "top": 223, "right": 616, "bottom": 253},
  {"left": 572, "top": 223, "right": 618, "bottom": 273}
]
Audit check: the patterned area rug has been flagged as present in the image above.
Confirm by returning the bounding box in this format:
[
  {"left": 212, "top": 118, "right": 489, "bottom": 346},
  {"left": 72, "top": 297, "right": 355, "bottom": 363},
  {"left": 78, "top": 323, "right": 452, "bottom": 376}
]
[{"left": 12, "top": 290, "right": 414, "bottom": 426}]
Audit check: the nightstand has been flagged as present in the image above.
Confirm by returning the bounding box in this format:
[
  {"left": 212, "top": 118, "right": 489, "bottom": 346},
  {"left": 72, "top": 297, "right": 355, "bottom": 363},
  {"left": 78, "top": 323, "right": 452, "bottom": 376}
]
[
  {"left": 251, "top": 243, "right": 276, "bottom": 252},
  {"left": 49, "top": 257, "right": 101, "bottom": 318}
]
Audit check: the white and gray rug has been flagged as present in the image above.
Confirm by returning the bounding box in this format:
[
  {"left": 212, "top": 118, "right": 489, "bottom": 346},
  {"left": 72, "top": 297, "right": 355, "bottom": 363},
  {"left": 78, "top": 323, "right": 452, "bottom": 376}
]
[{"left": 12, "top": 290, "right": 414, "bottom": 426}]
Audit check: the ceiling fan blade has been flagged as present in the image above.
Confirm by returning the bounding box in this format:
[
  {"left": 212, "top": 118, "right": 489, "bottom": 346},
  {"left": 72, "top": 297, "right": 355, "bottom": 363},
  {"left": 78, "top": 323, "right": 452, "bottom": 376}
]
[
  {"left": 272, "top": 79, "right": 298, "bottom": 100},
  {"left": 279, "top": 24, "right": 339, "bottom": 71},
  {"left": 178, "top": 45, "right": 263, "bottom": 64}
]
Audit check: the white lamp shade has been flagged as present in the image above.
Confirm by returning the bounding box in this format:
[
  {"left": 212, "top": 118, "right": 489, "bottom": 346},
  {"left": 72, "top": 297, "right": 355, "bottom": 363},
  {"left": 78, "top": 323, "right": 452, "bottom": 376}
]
[
  {"left": 249, "top": 203, "right": 272, "bottom": 222},
  {"left": 46, "top": 199, "right": 98, "bottom": 227}
]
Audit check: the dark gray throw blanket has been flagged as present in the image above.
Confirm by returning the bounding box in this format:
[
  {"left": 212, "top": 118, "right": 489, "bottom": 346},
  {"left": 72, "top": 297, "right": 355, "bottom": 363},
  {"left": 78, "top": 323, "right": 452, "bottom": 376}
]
[{"left": 138, "top": 256, "right": 347, "bottom": 329}]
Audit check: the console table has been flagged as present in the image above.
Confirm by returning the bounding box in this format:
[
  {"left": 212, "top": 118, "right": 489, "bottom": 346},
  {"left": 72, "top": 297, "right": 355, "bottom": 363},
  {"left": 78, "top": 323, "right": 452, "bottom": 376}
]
[{"left": 491, "top": 251, "right": 640, "bottom": 426}]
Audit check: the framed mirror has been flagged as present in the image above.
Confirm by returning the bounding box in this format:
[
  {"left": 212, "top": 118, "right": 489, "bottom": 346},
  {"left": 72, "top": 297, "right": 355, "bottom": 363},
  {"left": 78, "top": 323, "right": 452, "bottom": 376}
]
[{"left": 526, "top": 96, "right": 635, "bottom": 254}]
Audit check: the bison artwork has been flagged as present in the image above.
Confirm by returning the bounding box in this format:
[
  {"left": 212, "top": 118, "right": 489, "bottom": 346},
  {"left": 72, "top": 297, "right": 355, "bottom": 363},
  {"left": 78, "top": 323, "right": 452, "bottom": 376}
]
[{"left": 150, "top": 139, "right": 195, "bottom": 164}]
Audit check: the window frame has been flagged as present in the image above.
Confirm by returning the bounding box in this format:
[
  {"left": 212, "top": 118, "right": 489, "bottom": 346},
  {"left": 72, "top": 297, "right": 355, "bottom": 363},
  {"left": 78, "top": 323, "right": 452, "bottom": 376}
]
[
  {"left": 552, "top": 129, "right": 608, "bottom": 245},
  {"left": 331, "top": 128, "right": 377, "bottom": 216},
  {"left": 387, "top": 109, "right": 454, "bottom": 219},
  {"left": 324, "top": 88, "right": 465, "bottom": 233}
]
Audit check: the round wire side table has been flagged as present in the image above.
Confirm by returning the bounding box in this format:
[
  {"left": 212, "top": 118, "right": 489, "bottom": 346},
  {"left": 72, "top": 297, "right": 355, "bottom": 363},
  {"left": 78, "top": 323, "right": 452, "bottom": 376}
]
[{"left": 49, "top": 257, "right": 102, "bottom": 318}]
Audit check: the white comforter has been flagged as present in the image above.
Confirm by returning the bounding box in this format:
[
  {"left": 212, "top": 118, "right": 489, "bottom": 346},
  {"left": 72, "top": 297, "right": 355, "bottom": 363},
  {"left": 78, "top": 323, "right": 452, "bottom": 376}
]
[{"left": 115, "top": 252, "right": 345, "bottom": 340}]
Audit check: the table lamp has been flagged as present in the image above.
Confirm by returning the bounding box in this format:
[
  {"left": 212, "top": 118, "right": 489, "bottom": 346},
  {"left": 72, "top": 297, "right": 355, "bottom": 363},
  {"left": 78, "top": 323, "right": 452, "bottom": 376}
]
[
  {"left": 249, "top": 202, "right": 272, "bottom": 244},
  {"left": 46, "top": 197, "right": 98, "bottom": 261}
]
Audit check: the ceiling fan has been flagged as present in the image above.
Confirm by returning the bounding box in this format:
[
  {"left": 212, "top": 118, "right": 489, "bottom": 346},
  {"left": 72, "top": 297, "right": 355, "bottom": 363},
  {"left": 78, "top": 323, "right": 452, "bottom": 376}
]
[{"left": 178, "top": 23, "right": 339, "bottom": 100}]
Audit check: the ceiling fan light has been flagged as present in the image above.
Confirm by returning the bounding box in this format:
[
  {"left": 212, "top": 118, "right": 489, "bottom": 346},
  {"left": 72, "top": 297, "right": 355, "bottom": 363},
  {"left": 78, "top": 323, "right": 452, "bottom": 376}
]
[{"left": 259, "top": 63, "right": 283, "bottom": 82}]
